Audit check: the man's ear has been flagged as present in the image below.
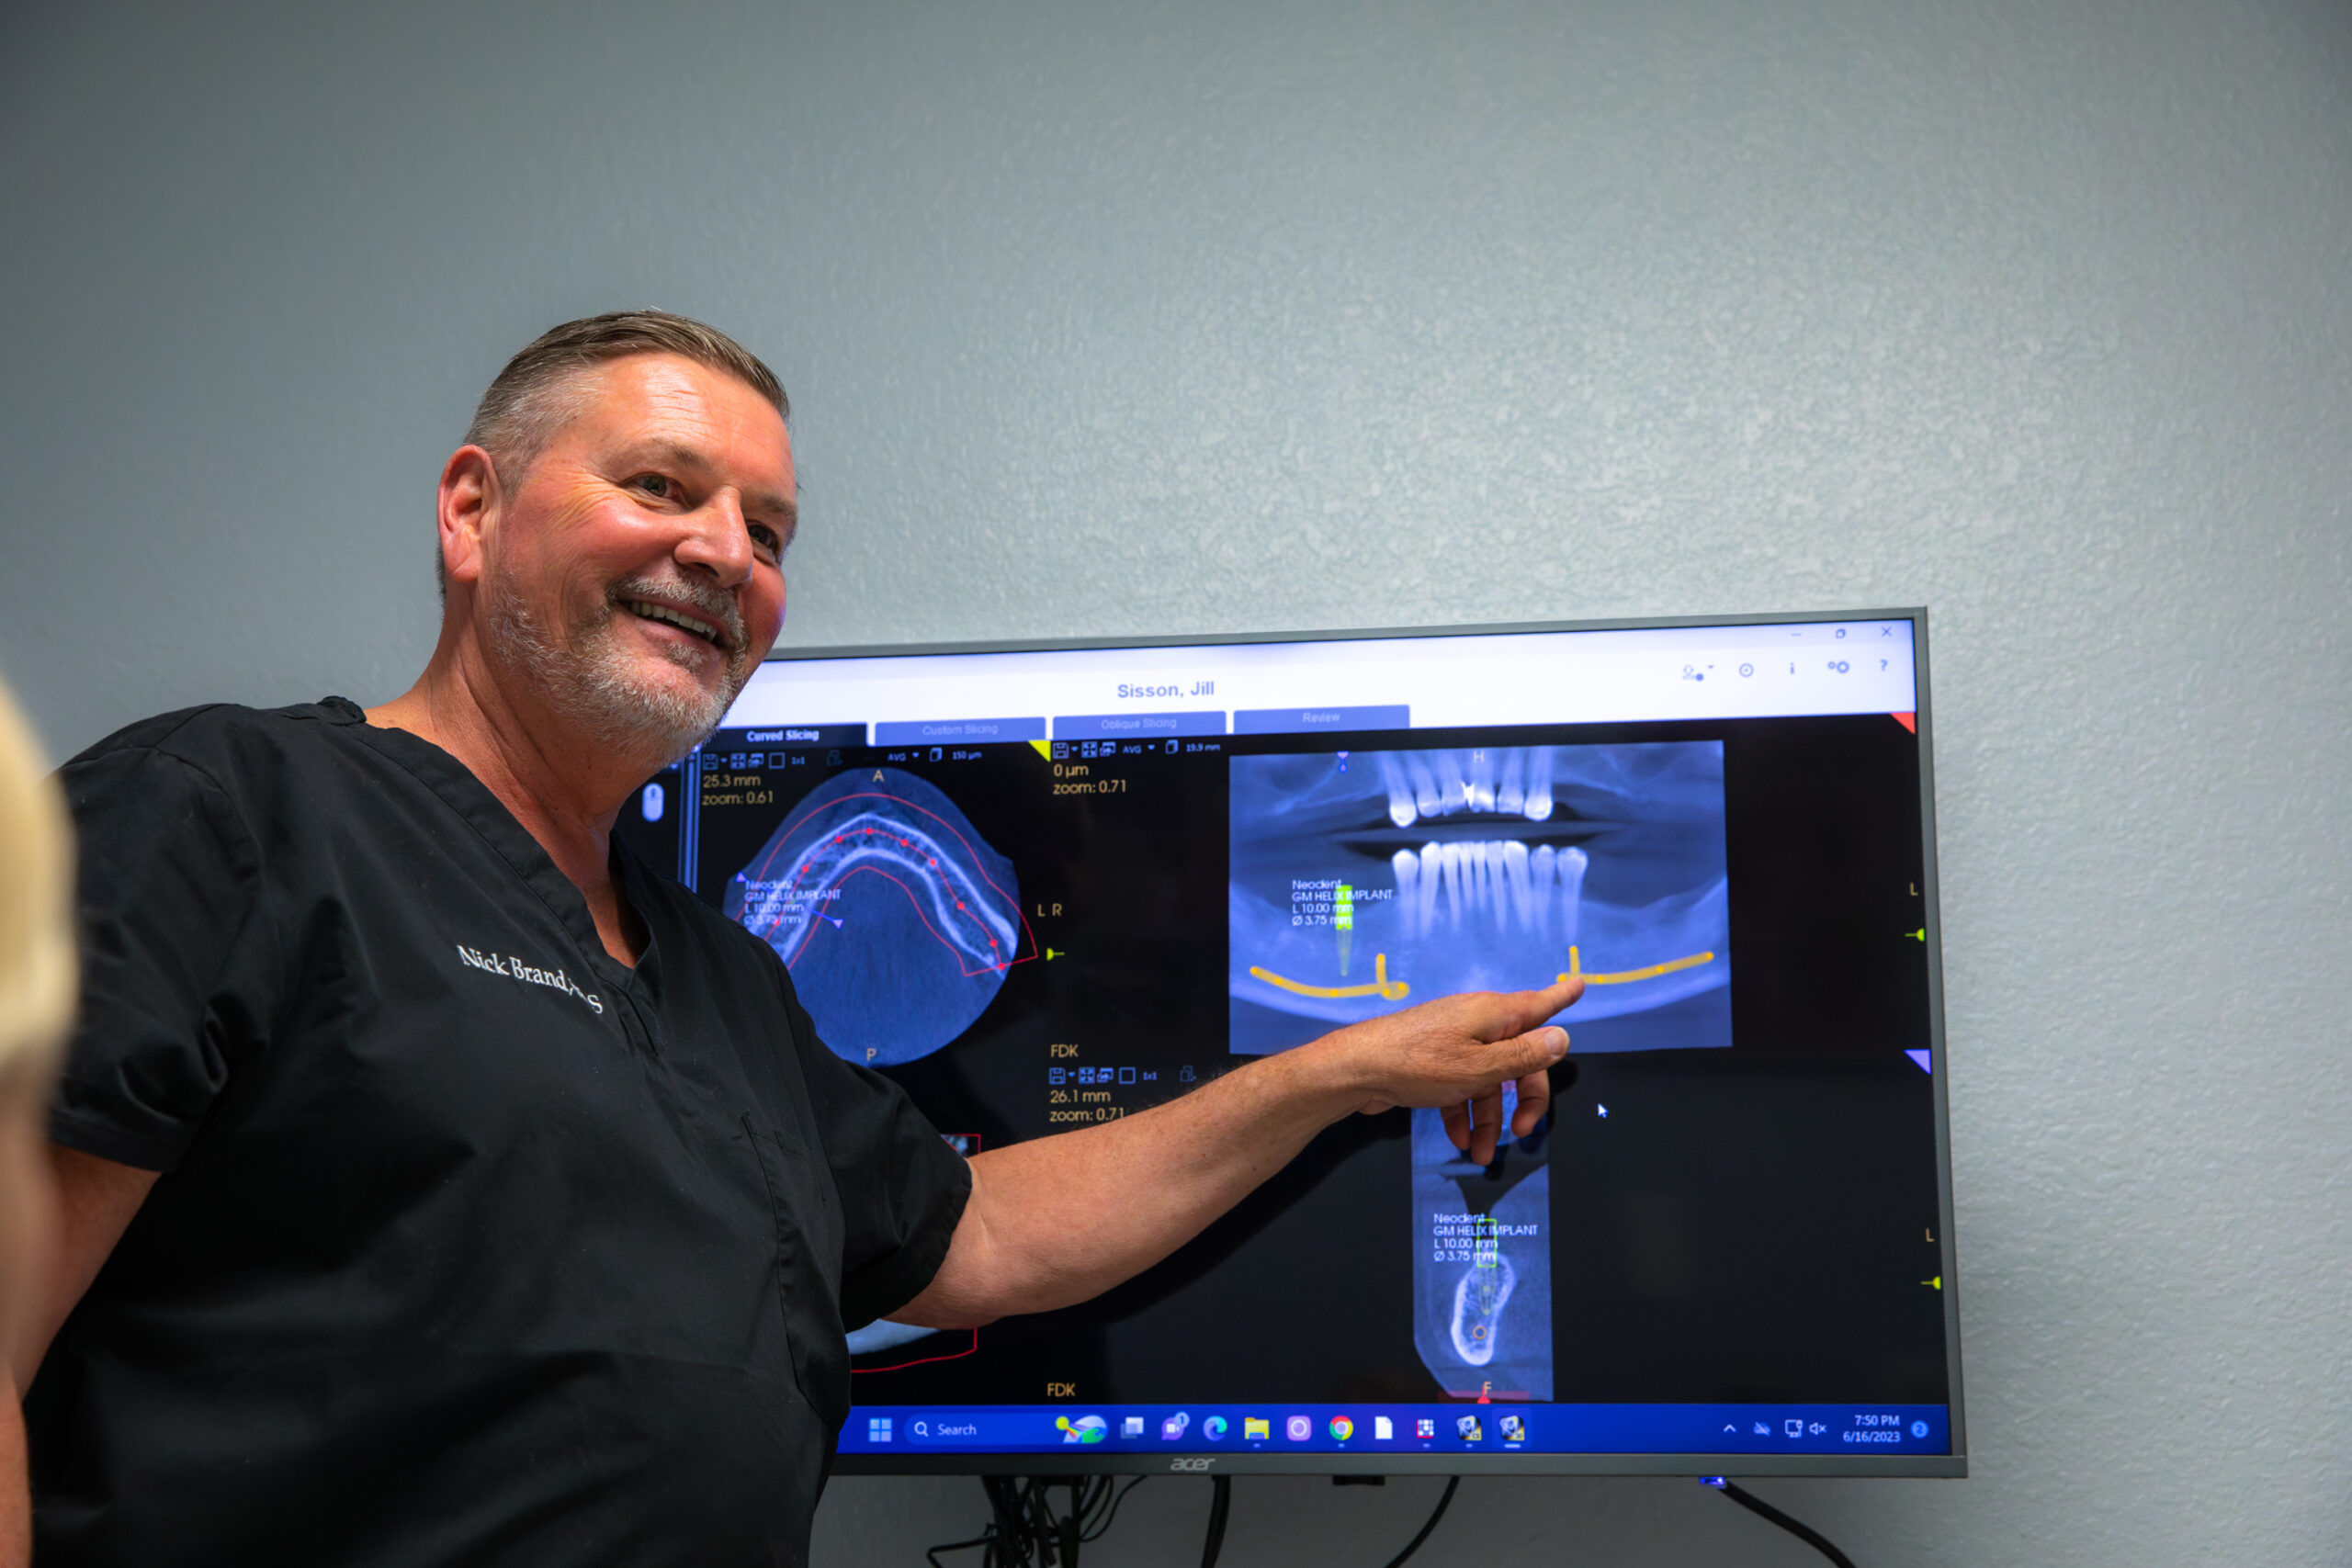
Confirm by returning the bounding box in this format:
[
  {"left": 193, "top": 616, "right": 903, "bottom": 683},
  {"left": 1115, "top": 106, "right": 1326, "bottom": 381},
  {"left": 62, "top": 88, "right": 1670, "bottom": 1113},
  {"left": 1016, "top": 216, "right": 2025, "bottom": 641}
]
[{"left": 437, "top": 446, "right": 501, "bottom": 591}]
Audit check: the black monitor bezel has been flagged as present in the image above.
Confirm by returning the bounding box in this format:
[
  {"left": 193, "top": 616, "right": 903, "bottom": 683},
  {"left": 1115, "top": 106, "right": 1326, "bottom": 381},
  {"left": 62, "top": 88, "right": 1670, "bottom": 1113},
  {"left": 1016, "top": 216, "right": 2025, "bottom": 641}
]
[{"left": 751, "top": 607, "right": 1964, "bottom": 1480}]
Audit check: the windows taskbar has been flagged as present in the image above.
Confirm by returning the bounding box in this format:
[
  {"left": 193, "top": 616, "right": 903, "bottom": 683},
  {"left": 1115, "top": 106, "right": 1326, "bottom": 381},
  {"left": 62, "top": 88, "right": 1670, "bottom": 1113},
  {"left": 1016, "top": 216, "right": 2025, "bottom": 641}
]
[{"left": 840, "top": 1403, "right": 1951, "bottom": 1458}]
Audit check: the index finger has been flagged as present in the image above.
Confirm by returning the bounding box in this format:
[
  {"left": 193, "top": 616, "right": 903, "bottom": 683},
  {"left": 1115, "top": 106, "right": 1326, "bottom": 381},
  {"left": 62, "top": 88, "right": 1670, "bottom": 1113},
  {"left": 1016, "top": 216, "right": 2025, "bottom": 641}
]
[{"left": 1482, "top": 974, "right": 1584, "bottom": 1039}]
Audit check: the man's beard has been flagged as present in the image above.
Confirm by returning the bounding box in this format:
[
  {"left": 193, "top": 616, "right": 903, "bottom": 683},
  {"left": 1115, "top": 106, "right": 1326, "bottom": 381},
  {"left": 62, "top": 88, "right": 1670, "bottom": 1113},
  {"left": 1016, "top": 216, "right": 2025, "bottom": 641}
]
[{"left": 487, "top": 572, "right": 753, "bottom": 773}]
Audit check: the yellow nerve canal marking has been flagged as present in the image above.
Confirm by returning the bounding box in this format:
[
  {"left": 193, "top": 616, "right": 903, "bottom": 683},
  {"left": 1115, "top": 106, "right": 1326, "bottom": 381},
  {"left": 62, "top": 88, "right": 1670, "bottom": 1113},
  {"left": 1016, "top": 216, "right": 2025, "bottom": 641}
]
[
  {"left": 1251, "top": 944, "right": 1717, "bottom": 1003},
  {"left": 1250, "top": 952, "right": 1411, "bottom": 1001},
  {"left": 1558, "top": 945, "right": 1715, "bottom": 986}
]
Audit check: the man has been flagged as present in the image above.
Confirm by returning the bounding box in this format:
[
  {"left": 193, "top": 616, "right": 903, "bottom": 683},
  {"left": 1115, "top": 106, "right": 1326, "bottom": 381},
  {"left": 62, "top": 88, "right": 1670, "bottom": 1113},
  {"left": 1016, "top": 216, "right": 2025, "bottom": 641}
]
[{"left": 17, "top": 312, "right": 1578, "bottom": 1565}]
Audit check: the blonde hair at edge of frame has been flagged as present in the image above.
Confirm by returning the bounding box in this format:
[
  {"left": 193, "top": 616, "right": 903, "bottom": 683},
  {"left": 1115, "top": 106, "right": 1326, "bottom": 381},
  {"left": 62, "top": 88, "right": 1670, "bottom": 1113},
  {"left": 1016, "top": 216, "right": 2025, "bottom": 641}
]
[{"left": 0, "top": 682, "right": 74, "bottom": 1091}]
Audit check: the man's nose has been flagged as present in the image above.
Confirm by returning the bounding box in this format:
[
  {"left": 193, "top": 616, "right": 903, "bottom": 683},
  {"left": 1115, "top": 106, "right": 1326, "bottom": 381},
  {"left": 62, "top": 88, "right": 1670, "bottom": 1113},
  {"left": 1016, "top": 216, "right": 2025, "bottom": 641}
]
[{"left": 674, "top": 491, "right": 754, "bottom": 583}]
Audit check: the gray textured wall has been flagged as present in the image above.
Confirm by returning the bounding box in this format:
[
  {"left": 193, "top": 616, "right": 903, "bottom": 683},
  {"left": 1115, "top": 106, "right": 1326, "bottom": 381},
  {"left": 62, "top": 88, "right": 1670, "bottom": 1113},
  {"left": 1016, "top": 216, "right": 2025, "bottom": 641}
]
[{"left": 3, "top": 1, "right": 2346, "bottom": 1562}]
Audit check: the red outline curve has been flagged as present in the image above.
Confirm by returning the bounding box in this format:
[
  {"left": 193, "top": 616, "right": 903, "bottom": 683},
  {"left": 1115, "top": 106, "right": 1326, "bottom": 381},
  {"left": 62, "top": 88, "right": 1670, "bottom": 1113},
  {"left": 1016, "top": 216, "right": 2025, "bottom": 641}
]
[
  {"left": 852, "top": 1132, "right": 984, "bottom": 1374},
  {"left": 737, "top": 787, "right": 1037, "bottom": 975},
  {"left": 851, "top": 1326, "right": 980, "bottom": 1375},
  {"left": 784, "top": 864, "right": 1010, "bottom": 976}
]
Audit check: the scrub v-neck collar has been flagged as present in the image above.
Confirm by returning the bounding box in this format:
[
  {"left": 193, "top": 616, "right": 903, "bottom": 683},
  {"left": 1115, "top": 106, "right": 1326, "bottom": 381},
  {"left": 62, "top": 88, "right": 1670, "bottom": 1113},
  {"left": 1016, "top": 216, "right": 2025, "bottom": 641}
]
[{"left": 315, "top": 695, "right": 650, "bottom": 1000}]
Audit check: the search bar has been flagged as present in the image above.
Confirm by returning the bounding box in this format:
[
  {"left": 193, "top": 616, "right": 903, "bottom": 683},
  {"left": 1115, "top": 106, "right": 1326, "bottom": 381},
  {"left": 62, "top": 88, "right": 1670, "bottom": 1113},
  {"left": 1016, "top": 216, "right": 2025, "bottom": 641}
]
[{"left": 906, "top": 1412, "right": 1060, "bottom": 1446}]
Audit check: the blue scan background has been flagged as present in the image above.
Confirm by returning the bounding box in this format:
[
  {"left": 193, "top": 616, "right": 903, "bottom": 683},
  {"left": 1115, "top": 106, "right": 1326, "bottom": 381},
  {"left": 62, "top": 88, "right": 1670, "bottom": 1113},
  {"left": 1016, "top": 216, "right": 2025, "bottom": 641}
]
[{"left": 726, "top": 768, "right": 1021, "bottom": 1067}]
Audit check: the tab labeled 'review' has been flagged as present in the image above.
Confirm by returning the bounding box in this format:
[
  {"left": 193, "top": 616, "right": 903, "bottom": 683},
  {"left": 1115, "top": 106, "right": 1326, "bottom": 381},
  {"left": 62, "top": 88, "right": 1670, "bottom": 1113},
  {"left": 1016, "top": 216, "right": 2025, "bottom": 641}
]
[{"left": 1232, "top": 705, "right": 1408, "bottom": 736}]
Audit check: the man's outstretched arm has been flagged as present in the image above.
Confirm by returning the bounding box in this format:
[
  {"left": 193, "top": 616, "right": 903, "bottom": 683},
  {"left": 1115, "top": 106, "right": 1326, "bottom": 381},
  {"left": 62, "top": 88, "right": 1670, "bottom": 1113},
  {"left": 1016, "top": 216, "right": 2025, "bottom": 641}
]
[{"left": 893, "top": 976, "right": 1581, "bottom": 1328}]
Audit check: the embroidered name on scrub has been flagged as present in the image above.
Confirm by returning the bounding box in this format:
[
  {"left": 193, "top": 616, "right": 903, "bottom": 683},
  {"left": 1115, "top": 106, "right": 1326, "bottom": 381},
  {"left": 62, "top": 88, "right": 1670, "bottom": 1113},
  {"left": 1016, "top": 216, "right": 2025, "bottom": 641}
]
[{"left": 455, "top": 942, "right": 605, "bottom": 1014}]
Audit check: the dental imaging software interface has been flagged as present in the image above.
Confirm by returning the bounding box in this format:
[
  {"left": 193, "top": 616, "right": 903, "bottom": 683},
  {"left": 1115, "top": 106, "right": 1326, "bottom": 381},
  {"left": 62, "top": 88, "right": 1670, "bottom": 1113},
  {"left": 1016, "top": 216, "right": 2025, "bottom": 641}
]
[{"left": 616, "top": 616, "right": 1958, "bottom": 1464}]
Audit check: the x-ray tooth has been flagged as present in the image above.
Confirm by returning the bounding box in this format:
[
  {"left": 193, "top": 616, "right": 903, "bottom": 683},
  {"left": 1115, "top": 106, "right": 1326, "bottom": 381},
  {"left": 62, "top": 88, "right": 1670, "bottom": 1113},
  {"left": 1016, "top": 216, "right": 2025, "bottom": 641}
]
[
  {"left": 1407, "top": 752, "right": 1442, "bottom": 820},
  {"left": 1550, "top": 845, "right": 1590, "bottom": 948},
  {"left": 1465, "top": 749, "right": 1497, "bottom": 814},
  {"left": 1555, "top": 845, "right": 1587, "bottom": 950},
  {"left": 1502, "top": 840, "right": 1533, "bottom": 928},
  {"left": 1451, "top": 1253, "right": 1518, "bottom": 1367},
  {"left": 1530, "top": 844, "right": 1556, "bottom": 937},
  {"left": 1440, "top": 840, "right": 1468, "bottom": 929},
  {"left": 1420, "top": 751, "right": 1458, "bottom": 818},
  {"left": 1380, "top": 755, "right": 1419, "bottom": 828},
  {"left": 1497, "top": 750, "right": 1527, "bottom": 818},
  {"left": 1415, "top": 840, "right": 1442, "bottom": 934},
  {"left": 1391, "top": 847, "right": 1420, "bottom": 913}
]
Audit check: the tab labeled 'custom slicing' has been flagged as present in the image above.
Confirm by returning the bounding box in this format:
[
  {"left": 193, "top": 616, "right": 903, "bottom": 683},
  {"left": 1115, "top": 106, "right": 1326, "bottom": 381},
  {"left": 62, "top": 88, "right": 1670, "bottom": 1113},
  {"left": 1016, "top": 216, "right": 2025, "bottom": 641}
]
[{"left": 873, "top": 717, "right": 1046, "bottom": 745}]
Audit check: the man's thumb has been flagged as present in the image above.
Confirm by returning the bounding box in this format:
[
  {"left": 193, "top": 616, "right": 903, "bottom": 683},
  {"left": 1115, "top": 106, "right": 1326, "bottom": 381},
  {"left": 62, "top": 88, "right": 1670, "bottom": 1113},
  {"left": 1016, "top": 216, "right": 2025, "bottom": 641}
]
[{"left": 1509, "top": 1025, "right": 1571, "bottom": 1072}]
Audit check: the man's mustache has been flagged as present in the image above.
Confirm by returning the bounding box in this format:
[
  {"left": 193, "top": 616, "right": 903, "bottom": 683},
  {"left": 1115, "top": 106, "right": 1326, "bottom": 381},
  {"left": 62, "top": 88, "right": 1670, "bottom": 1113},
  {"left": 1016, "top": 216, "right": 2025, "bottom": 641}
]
[{"left": 608, "top": 575, "right": 748, "bottom": 655}]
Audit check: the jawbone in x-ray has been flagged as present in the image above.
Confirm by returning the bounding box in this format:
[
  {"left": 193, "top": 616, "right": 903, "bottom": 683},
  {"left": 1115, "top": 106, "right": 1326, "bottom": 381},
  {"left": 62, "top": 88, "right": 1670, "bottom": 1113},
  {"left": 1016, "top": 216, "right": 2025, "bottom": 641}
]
[
  {"left": 724, "top": 768, "right": 1025, "bottom": 1068},
  {"left": 1226, "top": 740, "right": 1733, "bottom": 1400}
]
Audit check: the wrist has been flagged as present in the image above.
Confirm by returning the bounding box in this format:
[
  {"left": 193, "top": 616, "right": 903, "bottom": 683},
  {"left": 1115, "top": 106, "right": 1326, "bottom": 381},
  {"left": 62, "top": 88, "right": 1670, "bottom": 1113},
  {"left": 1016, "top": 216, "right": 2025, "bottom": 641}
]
[{"left": 1274, "top": 1025, "right": 1383, "bottom": 1125}]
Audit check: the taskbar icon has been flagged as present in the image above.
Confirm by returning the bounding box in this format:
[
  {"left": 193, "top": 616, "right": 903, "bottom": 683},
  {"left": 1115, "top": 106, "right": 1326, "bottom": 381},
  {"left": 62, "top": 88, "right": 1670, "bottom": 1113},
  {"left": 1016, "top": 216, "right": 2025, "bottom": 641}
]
[{"left": 1057, "top": 1415, "right": 1108, "bottom": 1445}]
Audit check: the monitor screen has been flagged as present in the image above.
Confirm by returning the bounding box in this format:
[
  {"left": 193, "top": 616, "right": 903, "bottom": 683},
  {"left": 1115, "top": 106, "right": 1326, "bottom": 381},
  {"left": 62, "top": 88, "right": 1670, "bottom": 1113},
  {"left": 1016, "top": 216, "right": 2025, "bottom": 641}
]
[{"left": 615, "top": 610, "right": 1963, "bottom": 1477}]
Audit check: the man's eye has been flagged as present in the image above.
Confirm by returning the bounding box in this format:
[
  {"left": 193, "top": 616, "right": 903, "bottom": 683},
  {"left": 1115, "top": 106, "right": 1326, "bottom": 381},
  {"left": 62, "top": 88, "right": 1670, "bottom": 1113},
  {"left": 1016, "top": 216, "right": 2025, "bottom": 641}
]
[
  {"left": 634, "top": 474, "right": 675, "bottom": 500},
  {"left": 750, "top": 524, "right": 782, "bottom": 557}
]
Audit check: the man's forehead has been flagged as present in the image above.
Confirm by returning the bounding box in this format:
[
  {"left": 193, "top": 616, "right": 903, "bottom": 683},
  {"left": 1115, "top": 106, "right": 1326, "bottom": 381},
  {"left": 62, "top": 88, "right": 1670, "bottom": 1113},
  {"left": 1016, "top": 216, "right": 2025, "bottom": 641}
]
[{"left": 568, "top": 354, "right": 795, "bottom": 492}]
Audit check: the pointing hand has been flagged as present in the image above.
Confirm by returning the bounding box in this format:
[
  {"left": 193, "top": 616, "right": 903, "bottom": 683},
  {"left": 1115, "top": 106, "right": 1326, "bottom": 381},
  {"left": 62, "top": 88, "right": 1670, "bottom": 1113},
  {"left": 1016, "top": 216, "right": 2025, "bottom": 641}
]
[{"left": 1320, "top": 975, "right": 1583, "bottom": 1166}]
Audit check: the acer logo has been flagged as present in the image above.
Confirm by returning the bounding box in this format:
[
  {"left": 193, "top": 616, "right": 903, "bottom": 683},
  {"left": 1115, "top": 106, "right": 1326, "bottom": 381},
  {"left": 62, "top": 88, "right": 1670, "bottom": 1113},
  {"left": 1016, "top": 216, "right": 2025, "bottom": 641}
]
[{"left": 1169, "top": 1457, "right": 1216, "bottom": 1472}]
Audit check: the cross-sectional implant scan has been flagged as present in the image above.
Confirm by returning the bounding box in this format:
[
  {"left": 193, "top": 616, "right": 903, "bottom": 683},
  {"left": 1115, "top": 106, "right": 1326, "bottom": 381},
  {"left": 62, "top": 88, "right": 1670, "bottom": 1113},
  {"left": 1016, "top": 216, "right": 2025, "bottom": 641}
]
[
  {"left": 1413, "top": 1100, "right": 1554, "bottom": 1400},
  {"left": 725, "top": 768, "right": 1030, "bottom": 1066},
  {"left": 1227, "top": 741, "right": 1732, "bottom": 1056}
]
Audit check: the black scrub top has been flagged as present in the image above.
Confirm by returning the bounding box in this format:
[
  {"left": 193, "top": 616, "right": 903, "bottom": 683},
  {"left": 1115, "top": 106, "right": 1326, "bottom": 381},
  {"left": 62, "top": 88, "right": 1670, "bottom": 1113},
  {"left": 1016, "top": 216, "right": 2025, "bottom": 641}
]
[{"left": 29, "top": 698, "right": 971, "bottom": 1567}]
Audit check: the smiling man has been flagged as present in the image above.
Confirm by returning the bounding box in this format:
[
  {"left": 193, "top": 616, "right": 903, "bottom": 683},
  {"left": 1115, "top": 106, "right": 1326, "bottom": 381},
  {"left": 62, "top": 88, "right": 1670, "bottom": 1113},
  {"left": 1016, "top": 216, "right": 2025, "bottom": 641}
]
[{"left": 14, "top": 312, "right": 1577, "bottom": 1568}]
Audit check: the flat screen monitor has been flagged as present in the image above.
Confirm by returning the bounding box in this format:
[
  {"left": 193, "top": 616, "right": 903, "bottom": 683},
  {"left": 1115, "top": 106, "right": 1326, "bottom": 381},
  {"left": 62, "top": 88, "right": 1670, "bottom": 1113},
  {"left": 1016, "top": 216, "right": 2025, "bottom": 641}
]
[{"left": 615, "top": 610, "right": 1964, "bottom": 1478}]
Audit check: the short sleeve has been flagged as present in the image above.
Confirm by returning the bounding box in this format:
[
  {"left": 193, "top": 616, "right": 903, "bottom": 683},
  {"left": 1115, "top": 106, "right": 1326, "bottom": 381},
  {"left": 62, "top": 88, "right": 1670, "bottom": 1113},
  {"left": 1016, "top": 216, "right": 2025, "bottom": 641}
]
[
  {"left": 50, "top": 742, "right": 277, "bottom": 1170},
  {"left": 775, "top": 981, "right": 972, "bottom": 1329}
]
